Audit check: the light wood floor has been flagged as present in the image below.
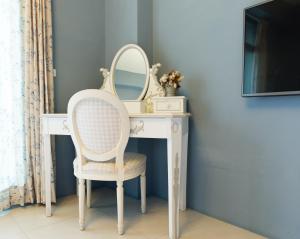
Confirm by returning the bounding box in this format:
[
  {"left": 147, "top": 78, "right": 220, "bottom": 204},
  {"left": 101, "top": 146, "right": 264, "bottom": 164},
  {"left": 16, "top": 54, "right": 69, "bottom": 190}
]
[{"left": 0, "top": 188, "right": 265, "bottom": 239}]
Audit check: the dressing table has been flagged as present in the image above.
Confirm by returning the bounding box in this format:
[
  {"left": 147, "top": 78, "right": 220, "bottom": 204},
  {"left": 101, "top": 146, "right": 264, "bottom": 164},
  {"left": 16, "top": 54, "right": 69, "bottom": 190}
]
[{"left": 42, "top": 44, "right": 190, "bottom": 239}]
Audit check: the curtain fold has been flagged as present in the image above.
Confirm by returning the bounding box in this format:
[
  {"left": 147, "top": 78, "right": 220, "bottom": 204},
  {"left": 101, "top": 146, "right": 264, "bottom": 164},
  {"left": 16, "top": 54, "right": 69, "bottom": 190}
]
[
  {"left": 0, "top": 0, "right": 55, "bottom": 211},
  {"left": 24, "top": 0, "right": 55, "bottom": 204}
]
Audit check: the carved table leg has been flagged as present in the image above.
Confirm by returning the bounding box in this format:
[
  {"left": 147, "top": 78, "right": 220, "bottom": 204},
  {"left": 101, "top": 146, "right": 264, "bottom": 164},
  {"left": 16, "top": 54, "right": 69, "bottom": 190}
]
[
  {"left": 180, "top": 117, "right": 188, "bottom": 211},
  {"left": 167, "top": 119, "right": 182, "bottom": 239}
]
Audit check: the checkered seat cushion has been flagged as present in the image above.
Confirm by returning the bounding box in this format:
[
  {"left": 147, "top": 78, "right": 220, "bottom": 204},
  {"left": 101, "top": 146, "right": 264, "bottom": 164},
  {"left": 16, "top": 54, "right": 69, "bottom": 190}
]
[{"left": 73, "top": 152, "right": 146, "bottom": 179}]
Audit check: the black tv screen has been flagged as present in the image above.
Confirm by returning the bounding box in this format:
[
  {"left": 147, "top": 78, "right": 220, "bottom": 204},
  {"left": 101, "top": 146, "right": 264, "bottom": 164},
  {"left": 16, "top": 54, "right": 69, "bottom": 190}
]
[{"left": 243, "top": 0, "right": 300, "bottom": 96}]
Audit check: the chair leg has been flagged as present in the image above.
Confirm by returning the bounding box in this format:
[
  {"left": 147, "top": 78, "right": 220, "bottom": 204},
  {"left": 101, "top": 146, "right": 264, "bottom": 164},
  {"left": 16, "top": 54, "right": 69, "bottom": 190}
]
[
  {"left": 79, "top": 179, "right": 85, "bottom": 231},
  {"left": 76, "top": 178, "right": 79, "bottom": 197},
  {"left": 117, "top": 181, "right": 124, "bottom": 235},
  {"left": 86, "top": 180, "right": 91, "bottom": 208},
  {"left": 140, "top": 171, "right": 146, "bottom": 213}
]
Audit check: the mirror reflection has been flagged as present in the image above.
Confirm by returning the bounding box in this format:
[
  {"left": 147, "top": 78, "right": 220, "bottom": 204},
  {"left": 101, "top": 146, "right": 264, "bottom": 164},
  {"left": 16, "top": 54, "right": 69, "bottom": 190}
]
[{"left": 114, "top": 48, "right": 147, "bottom": 100}]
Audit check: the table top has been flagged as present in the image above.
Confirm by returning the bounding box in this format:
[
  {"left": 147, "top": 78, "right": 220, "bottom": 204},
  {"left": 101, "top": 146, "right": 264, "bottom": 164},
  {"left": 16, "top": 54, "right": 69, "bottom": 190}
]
[{"left": 42, "top": 112, "right": 191, "bottom": 118}]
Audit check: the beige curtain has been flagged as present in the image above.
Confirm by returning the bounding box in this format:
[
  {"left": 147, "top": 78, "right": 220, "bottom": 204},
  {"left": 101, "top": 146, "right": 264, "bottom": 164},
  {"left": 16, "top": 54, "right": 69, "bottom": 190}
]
[{"left": 23, "top": 0, "right": 55, "bottom": 204}]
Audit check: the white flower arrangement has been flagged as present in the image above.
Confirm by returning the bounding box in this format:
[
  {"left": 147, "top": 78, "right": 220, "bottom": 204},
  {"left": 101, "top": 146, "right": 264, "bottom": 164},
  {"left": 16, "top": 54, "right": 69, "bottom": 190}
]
[{"left": 159, "top": 70, "right": 184, "bottom": 89}]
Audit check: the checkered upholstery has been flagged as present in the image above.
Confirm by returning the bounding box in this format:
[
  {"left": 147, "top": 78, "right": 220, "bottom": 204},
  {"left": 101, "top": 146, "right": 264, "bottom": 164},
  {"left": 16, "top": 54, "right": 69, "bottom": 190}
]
[
  {"left": 73, "top": 152, "right": 146, "bottom": 176},
  {"left": 75, "top": 98, "right": 121, "bottom": 154}
]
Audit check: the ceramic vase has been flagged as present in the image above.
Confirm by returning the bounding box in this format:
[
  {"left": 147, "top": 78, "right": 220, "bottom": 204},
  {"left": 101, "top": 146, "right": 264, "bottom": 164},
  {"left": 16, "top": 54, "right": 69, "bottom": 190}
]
[{"left": 165, "top": 87, "right": 176, "bottom": 97}]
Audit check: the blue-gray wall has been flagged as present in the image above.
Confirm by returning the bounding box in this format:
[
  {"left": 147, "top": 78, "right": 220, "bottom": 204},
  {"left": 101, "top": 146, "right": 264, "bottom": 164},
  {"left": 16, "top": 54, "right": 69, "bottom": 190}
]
[
  {"left": 104, "top": 0, "right": 138, "bottom": 67},
  {"left": 138, "top": 0, "right": 153, "bottom": 63},
  {"left": 152, "top": 0, "right": 300, "bottom": 238},
  {"left": 52, "top": 0, "right": 106, "bottom": 197},
  {"left": 104, "top": 0, "right": 153, "bottom": 66}
]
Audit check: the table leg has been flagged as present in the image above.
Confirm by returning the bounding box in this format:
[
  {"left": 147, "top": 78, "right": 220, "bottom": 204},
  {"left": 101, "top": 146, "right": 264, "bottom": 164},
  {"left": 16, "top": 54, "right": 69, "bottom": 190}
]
[
  {"left": 167, "top": 119, "right": 182, "bottom": 239},
  {"left": 180, "top": 118, "right": 188, "bottom": 211},
  {"left": 44, "top": 133, "right": 52, "bottom": 217}
]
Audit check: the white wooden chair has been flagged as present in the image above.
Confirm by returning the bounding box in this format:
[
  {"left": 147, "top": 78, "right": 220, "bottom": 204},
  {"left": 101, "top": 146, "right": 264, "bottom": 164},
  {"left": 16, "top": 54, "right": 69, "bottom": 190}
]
[{"left": 67, "top": 89, "right": 146, "bottom": 235}]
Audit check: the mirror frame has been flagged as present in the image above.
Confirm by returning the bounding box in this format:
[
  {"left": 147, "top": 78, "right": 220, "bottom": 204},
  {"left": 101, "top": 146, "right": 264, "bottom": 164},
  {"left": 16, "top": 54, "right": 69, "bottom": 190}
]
[{"left": 110, "top": 44, "right": 150, "bottom": 101}]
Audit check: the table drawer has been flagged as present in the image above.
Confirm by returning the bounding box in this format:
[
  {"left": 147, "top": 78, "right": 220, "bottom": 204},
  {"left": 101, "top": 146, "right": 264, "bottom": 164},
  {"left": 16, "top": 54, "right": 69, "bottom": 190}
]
[
  {"left": 130, "top": 118, "right": 169, "bottom": 138},
  {"left": 44, "top": 117, "right": 70, "bottom": 135}
]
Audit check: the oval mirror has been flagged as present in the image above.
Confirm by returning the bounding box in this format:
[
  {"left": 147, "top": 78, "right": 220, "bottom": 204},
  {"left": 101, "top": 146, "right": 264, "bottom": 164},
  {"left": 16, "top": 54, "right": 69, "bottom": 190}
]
[{"left": 111, "top": 44, "right": 149, "bottom": 101}]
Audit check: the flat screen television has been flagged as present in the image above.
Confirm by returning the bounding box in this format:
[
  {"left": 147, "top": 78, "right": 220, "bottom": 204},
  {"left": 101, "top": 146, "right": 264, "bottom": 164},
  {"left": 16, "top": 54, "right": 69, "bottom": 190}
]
[{"left": 243, "top": 0, "right": 300, "bottom": 96}]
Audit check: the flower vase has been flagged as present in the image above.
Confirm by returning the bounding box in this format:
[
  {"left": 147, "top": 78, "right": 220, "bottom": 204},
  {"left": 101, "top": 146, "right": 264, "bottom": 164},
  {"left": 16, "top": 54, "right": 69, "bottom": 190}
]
[{"left": 165, "top": 87, "right": 176, "bottom": 97}]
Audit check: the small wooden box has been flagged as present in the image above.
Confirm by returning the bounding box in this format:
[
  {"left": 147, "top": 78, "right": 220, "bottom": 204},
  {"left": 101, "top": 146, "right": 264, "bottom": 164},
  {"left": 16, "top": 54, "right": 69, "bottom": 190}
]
[{"left": 152, "top": 96, "right": 187, "bottom": 113}]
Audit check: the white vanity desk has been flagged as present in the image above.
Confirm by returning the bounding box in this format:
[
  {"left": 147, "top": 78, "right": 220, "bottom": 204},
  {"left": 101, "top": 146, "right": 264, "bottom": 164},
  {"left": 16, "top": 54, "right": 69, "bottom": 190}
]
[{"left": 42, "top": 44, "right": 190, "bottom": 239}]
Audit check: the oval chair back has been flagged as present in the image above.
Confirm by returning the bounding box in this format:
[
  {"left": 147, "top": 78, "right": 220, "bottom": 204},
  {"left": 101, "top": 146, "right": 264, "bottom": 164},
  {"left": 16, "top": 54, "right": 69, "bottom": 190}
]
[{"left": 67, "top": 89, "right": 130, "bottom": 175}]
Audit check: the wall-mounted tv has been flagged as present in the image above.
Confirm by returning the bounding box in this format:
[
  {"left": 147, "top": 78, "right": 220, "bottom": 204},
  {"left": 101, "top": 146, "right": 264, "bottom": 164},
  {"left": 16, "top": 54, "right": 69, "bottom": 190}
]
[{"left": 242, "top": 0, "right": 300, "bottom": 96}]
